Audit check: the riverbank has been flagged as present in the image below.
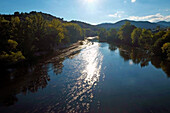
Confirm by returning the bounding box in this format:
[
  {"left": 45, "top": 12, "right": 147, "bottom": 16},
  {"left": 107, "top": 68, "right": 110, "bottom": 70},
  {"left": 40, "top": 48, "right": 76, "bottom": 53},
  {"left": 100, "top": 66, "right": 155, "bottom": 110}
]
[{"left": 1, "top": 38, "right": 94, "bottom": 77}]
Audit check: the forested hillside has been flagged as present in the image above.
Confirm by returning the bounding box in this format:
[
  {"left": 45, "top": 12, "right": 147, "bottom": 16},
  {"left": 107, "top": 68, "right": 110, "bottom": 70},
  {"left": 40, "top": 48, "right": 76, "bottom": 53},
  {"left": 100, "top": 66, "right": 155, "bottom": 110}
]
[
  {"left": 0, "top": 11, "right": 169, "bottom": 67},
  {"left": 0, "top": 11, "right": 92, "bottom": 66}
]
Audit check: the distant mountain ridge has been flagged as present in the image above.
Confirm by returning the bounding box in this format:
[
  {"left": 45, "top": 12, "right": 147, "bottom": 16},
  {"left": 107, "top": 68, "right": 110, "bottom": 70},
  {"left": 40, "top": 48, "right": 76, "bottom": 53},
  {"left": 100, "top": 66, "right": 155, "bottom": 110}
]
[
  {"left": 156, "top": 21, "right": 170, "bottom": 27},
  {"left": 1, "top": 11, "right": 169, "bottom": 30},
  {"left": 96, "top": 19, "right": 170, "bottom": 30},
  {"left": 70, "top": 20, "right": 99, "bottom": 31}
]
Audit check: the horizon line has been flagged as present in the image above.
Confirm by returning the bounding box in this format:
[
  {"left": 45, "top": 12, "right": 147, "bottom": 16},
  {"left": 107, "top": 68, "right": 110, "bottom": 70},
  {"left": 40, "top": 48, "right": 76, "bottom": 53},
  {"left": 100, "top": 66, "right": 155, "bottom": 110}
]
[{"left": 0, "top": 11, "right": 170, "bottom": 25}]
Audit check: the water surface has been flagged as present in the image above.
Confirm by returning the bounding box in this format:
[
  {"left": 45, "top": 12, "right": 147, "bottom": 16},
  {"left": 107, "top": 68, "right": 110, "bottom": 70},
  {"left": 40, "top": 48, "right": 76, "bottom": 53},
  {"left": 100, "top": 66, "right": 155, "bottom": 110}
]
[{"left": 0, "top": 40, "right": 170, "bottom": 113}]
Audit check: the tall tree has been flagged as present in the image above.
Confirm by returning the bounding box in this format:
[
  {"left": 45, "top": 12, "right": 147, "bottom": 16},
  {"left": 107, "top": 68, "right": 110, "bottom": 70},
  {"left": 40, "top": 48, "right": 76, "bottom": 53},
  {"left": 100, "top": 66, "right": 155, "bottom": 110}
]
[
  {"left": 131, "top": 28, "right": 142, "bottom": 46},
  {"left": 64, "top": 23, "right": 83, "bottom": 43},
  {"left": 118, "top": 22, "right": 136, "bottom": 44},
  {"left": 107, "top": 28, "right": 117, "bottom": 42},
  {"left": 98, "top": 28, "right": 108, "bottom": 42},
  {"left": 139, "top": 29, "right": 153, "bottom": 48},
  {"left": 162, "top": 42, "right": 170, "bottom": 60}
]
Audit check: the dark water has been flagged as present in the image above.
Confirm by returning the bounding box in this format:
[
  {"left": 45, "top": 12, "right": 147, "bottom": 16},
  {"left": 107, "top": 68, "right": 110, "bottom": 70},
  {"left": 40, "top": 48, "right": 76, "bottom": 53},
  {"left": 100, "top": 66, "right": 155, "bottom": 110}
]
[{"left": 0, "top": 40, "right": 170, "bottom": 113}]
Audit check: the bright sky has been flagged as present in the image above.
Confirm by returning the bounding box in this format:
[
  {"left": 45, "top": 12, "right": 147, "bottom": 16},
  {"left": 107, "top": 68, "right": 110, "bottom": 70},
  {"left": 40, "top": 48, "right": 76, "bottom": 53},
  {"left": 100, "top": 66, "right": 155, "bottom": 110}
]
[{"left": 0, "top": 0, "right": 170, "bottom": 25}]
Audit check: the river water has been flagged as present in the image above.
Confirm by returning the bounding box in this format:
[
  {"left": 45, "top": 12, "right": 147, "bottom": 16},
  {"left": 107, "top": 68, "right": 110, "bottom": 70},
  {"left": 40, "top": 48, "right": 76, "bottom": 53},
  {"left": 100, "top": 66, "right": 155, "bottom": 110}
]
[{"left": 0, "top": 38, "right": 170, "bottom": 113}]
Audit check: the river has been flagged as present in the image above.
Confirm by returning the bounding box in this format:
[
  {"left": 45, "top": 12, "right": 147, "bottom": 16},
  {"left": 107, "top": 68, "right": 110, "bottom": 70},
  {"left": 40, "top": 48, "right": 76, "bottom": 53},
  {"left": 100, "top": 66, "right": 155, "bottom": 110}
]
[{"left": 0, "top": 37, "right": 170, "bottom": 113}]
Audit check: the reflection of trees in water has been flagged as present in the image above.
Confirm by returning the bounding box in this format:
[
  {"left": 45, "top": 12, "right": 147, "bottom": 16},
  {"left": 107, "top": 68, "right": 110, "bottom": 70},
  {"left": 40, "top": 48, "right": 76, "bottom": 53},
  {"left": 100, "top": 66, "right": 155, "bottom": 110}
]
[
  {"left": 49, "top": 49, "right": 81, "bottom": 76},
  {"left": 160, "top": 62, "right": 170, "bottom": 77},
  {"left": 151, "top": 56, "right": 170, "bottom": 77},
  {"left": 0, "top": 64, "right": 50, "bottom": 106},
  {"left": 0, "top": 61, "right": 64, "bottom": 107},
  {"left": 109, "top": 44, "right": 117, "bottom": 51},
  {"left": 118, "top": 45, "right": 151, "bottom": 67},
  {"left": 52, "top": 60, "right": 64, "bottom": 75},
  {"left": 68, "top": 50, "right": 81, "bottom": 59},
  {"left": 0, "top": 47, "right": 82, "bottom": 107},
  {"left": 109, "top": 43, "right": 170, "bottom": 77}
]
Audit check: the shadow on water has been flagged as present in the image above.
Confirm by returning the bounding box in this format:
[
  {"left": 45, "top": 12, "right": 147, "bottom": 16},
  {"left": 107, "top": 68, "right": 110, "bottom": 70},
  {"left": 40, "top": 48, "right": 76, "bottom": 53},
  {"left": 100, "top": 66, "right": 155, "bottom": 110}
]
[{"left": 108, "top": 43, "right": 170, "bottom": 77}]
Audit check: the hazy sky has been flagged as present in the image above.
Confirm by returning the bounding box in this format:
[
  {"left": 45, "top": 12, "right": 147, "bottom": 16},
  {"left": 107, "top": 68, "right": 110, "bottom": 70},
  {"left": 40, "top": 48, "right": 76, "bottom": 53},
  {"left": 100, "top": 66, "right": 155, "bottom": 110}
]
[{"left": 0, "top": 0, "right": 170, "bottom": 24}]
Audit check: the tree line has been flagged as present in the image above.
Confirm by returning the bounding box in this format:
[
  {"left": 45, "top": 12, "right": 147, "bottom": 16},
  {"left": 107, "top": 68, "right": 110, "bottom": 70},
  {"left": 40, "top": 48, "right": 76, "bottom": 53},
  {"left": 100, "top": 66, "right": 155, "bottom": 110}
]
[
  {"left": 1, "top": 12, "right": 169, "bottom": 67},
  {"left": 0, "top": 12, "right": 88, "bottom": 66},
  {"left": 98, "top": 22, "right": 170, "bottom": 61}
]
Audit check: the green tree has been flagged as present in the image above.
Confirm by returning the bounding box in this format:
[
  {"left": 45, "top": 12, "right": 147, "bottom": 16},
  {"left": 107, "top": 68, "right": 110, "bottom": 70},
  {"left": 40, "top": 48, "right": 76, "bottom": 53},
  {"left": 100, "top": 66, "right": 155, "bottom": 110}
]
[
  {"left": 162, "top": 43, "right": 170, "bottom": 60},
  {"left": 14, "top": 11, "right": 20, "bottom": 16},
  {"left": 131, "top": 28, "right": 142, "bottom": 46},
  {"left": 7, "top": 39, "right": 18, "bottom": 50},
  {"left": 0, "top": 17, "right": 11, "bottom": 49},
  {"left": 64, "top": 23, "right": 83, "bottom": 43},
  {"left": 0, "top": 39, "right": 25, "bottom": 65},
  {"left": 46, "top": 19, "right": 65, "bottom": 49},
  {"left": 152, "top": 30, "right": 166, "bottom": 45},
  {"left": 98, "top": 28, "right": 108, "bottom": 42},
  {"left": 107, "top": 28, "right": 117, "bottom": 42},
  {"left": 10, "top": 16, "right": 22, "bottom": 44},
  {"left": 21, "top": 14, "right": 48, "bottom": 57},
  {"left": 152, "top": 30, "right": 170, "bottom": 55},
  {"left": 117, "top": 22, "right": 136, "bottom": 44},
  {"left": 139, "top": 29, "right": 152, "bottom": 48}
]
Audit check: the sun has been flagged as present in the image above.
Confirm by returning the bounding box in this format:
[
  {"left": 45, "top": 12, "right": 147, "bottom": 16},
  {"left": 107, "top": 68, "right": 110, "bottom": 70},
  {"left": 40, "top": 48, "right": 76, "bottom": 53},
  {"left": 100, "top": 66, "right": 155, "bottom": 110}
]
[
  {"left": 87, "top": 0, "right": 94, "bottom": 2},
  {"left": 82, "top": 0, "right": 97, "bottom": 5},
  {"left": 86, "top": 0, "right": 95, "bottom": 3}
]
